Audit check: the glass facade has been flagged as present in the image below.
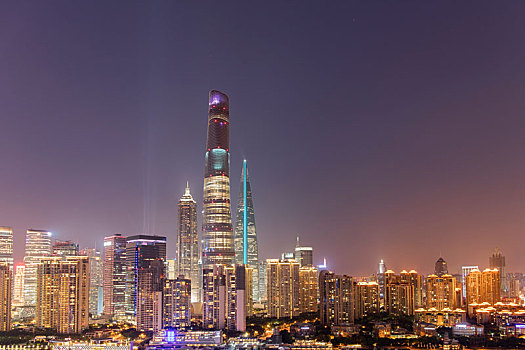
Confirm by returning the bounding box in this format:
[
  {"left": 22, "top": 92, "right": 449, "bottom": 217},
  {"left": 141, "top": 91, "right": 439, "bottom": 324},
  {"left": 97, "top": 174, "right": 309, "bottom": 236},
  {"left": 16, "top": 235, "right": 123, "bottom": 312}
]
[
  {"left": 202, "top": 90, "right": 234, "bottom": 267},
  {"left": 23, "top": 229, "right": 52, "bottom": 306}
]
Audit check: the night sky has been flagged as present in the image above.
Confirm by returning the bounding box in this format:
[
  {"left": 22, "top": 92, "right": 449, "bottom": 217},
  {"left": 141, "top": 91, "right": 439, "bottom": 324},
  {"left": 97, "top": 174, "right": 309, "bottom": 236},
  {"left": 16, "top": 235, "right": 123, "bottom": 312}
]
[{"left": 2, "top": 1, "right": 525, "bottom": 276}]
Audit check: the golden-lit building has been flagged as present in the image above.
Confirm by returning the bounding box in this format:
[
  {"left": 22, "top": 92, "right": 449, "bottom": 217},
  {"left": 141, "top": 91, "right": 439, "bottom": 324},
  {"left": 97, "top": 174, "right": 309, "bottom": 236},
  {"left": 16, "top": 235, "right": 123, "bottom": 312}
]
[
  {"left": 36, "top": 256, "right": 89, "bottom": 333},
  {"left": 163, "top": 277, "right": 191, "bottom": 329},
  {"left": 414, "top": 308, "right": 466, "bottom": 327},
  {"left": 12, "top": 263, "right": 25, "bottom": 307},
  {"left": 383, "top": 270, "right": 422, "bottom": 316},
  {"left": 299, "top": 266, "right": 318, "bottom": 314},
  {"left": 466, "top": 268, "right": 500, "bottom": 316},
  {"left": 0, "top": 263, "right": 12, "bottom": 331},
  {"left": 354, "top": 281, "right": 379, "bottom": 319},
  {"left": 267, "top": 259, "right": 300, "bottom": 318},
  {"left": 425, "top": 274, "right": 458, "bottom": 311},
  {"left": 319, "top": 270, "right": 352, "bottom": 326}
]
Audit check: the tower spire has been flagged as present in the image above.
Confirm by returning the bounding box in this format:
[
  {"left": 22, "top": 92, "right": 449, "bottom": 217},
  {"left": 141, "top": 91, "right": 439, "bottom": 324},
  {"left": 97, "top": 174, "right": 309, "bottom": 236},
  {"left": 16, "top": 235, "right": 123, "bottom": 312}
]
[{"left": 185, "top": 181, "right": 190, "bottom": 196}]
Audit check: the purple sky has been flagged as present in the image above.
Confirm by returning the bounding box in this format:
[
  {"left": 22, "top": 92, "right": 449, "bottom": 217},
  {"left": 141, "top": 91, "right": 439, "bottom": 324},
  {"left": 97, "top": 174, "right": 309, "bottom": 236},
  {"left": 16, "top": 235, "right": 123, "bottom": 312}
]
[{"left": 2, "top": 1, "right": 525, "bottom": 276}]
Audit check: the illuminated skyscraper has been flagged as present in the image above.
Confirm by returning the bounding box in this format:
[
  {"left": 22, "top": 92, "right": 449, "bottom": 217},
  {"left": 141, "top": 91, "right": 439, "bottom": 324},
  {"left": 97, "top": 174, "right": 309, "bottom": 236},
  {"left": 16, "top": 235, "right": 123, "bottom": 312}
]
[
  {"left": 177, "top": 183, "right": 200, "bottom": 303},
  {"left": 425, "top": 274, "right": 458, "bottom": 310},
  {"left": 12, "top": 263, "right": 25, "bottom": 307},
  {"left": 202, "top": 90, "right": 234, "bottom": 268},
  {"left": 0, "top": 226, "right": 13, "bottom": 268},
  {"left": 36, "top": 256, "right": 89, "bottom": 334},
  {"left": 465, "top": 268, "right": 500, "bottom": 311},
  {"left": 266, "top": 259, "right": 300, "bottom": 318},
  {"left": 383, "top": 270, "right": 422, "bottom": 315},
  {"left": 299, "top": 266, "right": 318, "bottom": 314},
  {"left": 319, "top": 270, "right": 353, "bottom": 326},
  {"left": 234, "top": 160, "right": 260, "bottom": 301},
  {"left": 125, "top": 235, "right": 166, "bottom": 328},
  {"left": 52, "top": 240, "right": 79, "bottom": 256},
  {"left": 163, "top": 277, "right": 191, "bottom": 329},
  {"left": 103, "top": 234, "right": 127, "bottom": 320},
  {"left": 461, "top": 265, "right": 478, "bottom": 300},
  {"left": 354, "top": 282, "right": 380, "bottom": 319},
  {"left": 23, "top": 229, "right": 52, "bottom": 306},
  {"left": 0, "top": 263, "right": 12, "bottom": 331},
  {"left": 489, "top": 248, "right": 506, "bottom": 295},
  {"left": 80, "top": 248, "right": 103, "bottom": 316},
  {"left": 294, "top": 237, "right": 313, "bottom": 267}
]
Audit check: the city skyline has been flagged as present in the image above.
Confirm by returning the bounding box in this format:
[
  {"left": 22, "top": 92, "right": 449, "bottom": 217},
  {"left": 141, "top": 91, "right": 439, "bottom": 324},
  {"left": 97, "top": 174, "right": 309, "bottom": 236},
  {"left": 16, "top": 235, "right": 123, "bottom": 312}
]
[{"left": 3, "top": 2, "right": 525, "bottom": 276}]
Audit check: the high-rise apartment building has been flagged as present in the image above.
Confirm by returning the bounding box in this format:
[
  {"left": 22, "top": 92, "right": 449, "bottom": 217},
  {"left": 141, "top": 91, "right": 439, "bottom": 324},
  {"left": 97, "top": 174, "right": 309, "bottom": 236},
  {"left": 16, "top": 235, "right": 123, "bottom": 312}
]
[
  {"left": 258, "top": 261, "right": 267, "bottom": 303},
  {"left": 489, "top": 248, "right": 506, "bottom": 295},
  {"left": 434, "top": 257, "right": 448, "bottom": 276},
  {"left": 0, "top": 226, "right": 13, "bottom": 268},
  {"left": 0, "top": 263, "right": 12, "bottom": 331},
  {"left": 384, "top": 270, "right": 422, "bottom": 316},
  {"left": 266, "top": 259, "right": 300, "bottom": 318},
  {"left": 202, "top": 264, "right": 247, "bottom": 331},
  {"left": 103, "top": 234, "right": 127, "bottom": 320},
  {"left": 163, "top": 277, "right": 191, "bottom": 329},
  {"left": 354, "top": 282, "right": 380, "bottom": 319},
  {"left": 125, "top": 235, "right": 166, "bottom": 328},
  {"left": 36, "top": 256, "right": 89, "bottom": 334},
  {"left": 319, "top": 270, "right": 353, "bottom": 326},
  {"left": 80, "top": 248, "right": 103, "bottom": 316},
  {"left": 465, "top": 268, "right": 500, "bottom": 309},
  {"left": 23, "top": 229, "right": 52, "bottom": 306},
  {"left": 177, "top": 183, "right": 200, "bottom": 303},
  {"left": 234, "top": 160, "right": 260, "bottom": 302},
  {"left": 52, "top": 240, "right": 79, "bottom": 257},
  {"left": 425, "top": 274, "right": 458, "bottom": 310},
  {"left": 299, "top": 266, "right": 318, "bottom": 314},
  {"left": 12, "top": 263, "right": 25, "bottom": 307},
  {"left": 202, "top": 90, "right": 234, "bottom": 268},
  {"left": 461, "top": 265, "right": 479, "bottom": 300}
]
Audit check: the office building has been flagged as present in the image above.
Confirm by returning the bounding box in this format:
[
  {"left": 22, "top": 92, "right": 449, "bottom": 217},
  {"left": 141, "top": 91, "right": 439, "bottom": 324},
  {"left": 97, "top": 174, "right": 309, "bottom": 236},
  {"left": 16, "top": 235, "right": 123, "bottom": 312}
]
[
  {"left": 80, "top": 248, "right": 103, "bottom": 316},
  {"left": 299, "top": 266, "right": 318, "bottom": 314},
  {"left": 378, "top": 259, "right": 387, "bottom": 306},
  {"left": 319, "top": 270, "right": 352, "bottom": 326},
  {"left": 0, "top": 226, "right": 13, "bottom": 268},
  {"left": 202, "top": 264, "right": 247, "bottom": 331},
  {"left": 36, "top": 256, "right": 89, "bottom": 333},
  {"left": 425, "top": 274, "right": 458, "bottom": 310},
  {"left": 126, "top": 235, "right": 166, "bottom": 329},
  {"left": 103, "top": 234, "right": 127, "bottom": 319},
  {"left": 163, "top": 277, "right": 191, "bottom": 329},
  {"left": 258, "top": 261, "right": 267, "bottom": 303},
  {"left": 354, "top": 282, "right": 380, "bottom": 319},
  {"left": 23, "top": 229, "right": 52, "bottom": 306},
  {"left": 435, "top": 257, "right": 448, "bottom": 276},
  {"left": 0, "top": 263, "right": 12, "bottom": 331},
  {"left": 12, "top": 263, "right": 25, "bottom": 307},
  {"left": 461, "top": 266, "right": 479, "bottom": 300},
  {"left": 295, "top": 237, "right": 313, "bottom": 267},
  {"left": 52, "top": 240, "right": 79, "bottom": 257},
  {"left": 489, "top": 248, "right": 506, "bottom": 295},
  {"left": 266, "top": 259, "right": 300, "bottom": 318},
  {"left": 202, "top": 90, "right": 234, "bottom": 268},
  {"left": 234, "top": 160, "right": 260, "bottom": 302},
  {"left": 176, "top": 183, "right": 200, "bottom": 303}
]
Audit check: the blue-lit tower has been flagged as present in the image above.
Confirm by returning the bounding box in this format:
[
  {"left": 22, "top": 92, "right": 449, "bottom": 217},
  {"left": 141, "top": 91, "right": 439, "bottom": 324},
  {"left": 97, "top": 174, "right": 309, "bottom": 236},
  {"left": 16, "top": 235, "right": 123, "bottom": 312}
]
[
  {"left": 234, "top": 160, "right": 260, "bottom": 301},
  {"left": 202, "top": 90, "right": 234, "bottom": 268}
]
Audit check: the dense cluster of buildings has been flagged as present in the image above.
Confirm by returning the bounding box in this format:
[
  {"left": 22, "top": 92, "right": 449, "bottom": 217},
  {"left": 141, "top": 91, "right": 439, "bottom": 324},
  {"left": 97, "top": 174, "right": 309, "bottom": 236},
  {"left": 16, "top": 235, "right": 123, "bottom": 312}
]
[{"left": 0, "top": 91, "right": 524, "bottom": 343}]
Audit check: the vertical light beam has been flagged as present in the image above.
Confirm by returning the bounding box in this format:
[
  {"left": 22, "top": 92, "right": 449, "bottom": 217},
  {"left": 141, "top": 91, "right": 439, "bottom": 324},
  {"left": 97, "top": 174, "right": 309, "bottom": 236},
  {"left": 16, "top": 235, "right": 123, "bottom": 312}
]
[{"left": 243, "top": 159, "right": 248, "bottom": 265}]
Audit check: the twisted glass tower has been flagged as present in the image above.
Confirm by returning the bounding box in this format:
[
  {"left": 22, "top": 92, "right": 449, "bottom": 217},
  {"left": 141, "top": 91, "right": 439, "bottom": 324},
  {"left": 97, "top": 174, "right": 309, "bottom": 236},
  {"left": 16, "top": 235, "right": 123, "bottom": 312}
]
[
  {"left": 202, "top": 90, "right": 234, "bottom": 268},
  {"left": 234, "top": 160, "right": 260, "bottom": 301}
]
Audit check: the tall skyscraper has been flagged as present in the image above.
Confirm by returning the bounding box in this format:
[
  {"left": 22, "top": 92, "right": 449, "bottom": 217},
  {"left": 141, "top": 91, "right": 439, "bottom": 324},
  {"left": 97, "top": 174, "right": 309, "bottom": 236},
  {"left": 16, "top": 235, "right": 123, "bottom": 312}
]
[
  {"left": 234, "top": 160, "right": 260, "bottom": 301},
  {"left": 461, "top": 265, "right": 479, "bottom": 300},
  {"left": 23, "top": 229, "right": 52, "bottom": 306},
  {"left": 319, "top": 270, "right": 353, "bottom": 326},
  {"left": 378, "top": 259, "right": 387, "bottom": 306},
  {"left": 383, "top": 270, "right": 422, "bottom": 316},
  {"left": 489, "top": 248, "right": 506, "bottom": 295},
  {"left": 202, "top": 264, "right": 247, "bottom": 331},
  {"left": 299, "top": 266, "right": 318, "bottom": 314},
  {"left": 354, "top": 282, "right": 380, "bottom": 319},
  {"left": 125, "top": 235, "right": 166, "bottom": 328},
  {"left": 266, "top": 259, "right": 300, "bottom": 318},
  {"left": 36, "top": 256, "right": 89, "bottom": 334},
  {"left": 425, "top": 274, "right": 458, "bottom": 310},
  {"left": 0, "top": 226, "right": 13, "bottom": 268},
  {"left": 434, "top": 257, "right": 448, "bottom": 276},
  {"left": 294, "top": 237, "right": 313, "bottom": 267},
  {"left": 12, "top": 263, "right": 25, "bottom": 307},
  {"left": 177, "top": 183, "right": 200, "bottom": 303},
  {"left": 163, "top": 277, "right": 191, "bottom": 329},
  {"left": 52, "top": 240, "right": 79, "bottom": 256},
  {"left": 80, "top": 248, "right": 104, "bottom": 316},
  {"left": 0, "top": 263, "right": 12, "bottom": 331},
  {"left": 202, "top": 90, "right": 234, "bottom": 268},
  {"left": 465, "top": 268, "right": 500, "bottom": 310},
  {"left": 103, "top": 234, "right": 127, "bottom": 320}
]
